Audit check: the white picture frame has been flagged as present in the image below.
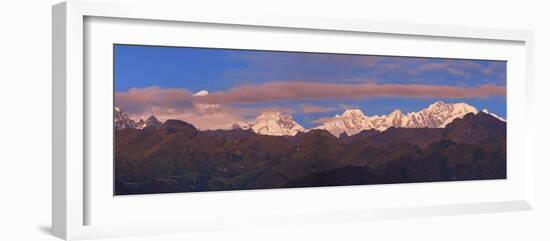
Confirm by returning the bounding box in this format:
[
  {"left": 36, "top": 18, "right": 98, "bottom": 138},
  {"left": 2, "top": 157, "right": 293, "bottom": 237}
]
[{"left": 52, "top": 0, "right": 536, "bottom": 240}]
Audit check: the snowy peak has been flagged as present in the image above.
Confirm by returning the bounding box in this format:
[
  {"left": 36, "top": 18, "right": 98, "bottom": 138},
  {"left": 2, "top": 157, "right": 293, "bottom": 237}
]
[
  {"left": 416, "top": 101, "right": 478, "bottom": 128},
  {"left": 316, "top": 109, "right": 370, "bottom": 136},
  {"left": 426, "top": 101, "right": 477, "bottom": 115},
  {"left": 482, "top": 108, "right": 506, "bottom": 122},
  {"left": 115, "top": 107, "right": 163, "bottom": 130},
  {"left": 340, "top": 108, "right": 366, "bottom": 118},
  {"left": 233, "top": 112, "right": 305, "bottom": 136},
  {"left": 136, "top": 115, "right": 163, "bottom": 129},
  {"left": 193, "top": 90, "right": 209, "bottom": 96},
  {"left": 114, "top": 107, "right": 136, "bottom": 129},
  {"left": 427, "top": 100, "right": 446, "bottom": 110},
  {"left": 389, "top": 109, "right": 403, "bottom": 116},
  {"left": 192, "top": 89, "right": 221, "bottom": 111},
  {"left": 315, "top": 101, "right": 480, "bottom": 136}
]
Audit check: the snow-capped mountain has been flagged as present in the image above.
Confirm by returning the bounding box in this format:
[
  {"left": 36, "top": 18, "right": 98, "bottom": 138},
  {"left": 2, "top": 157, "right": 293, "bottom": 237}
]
[
  {"left": 315, "top": 101, "right": 480, "bottom": 136},
  {"left": 115, "top": 107, "right": 162, "bottom": 130},
  {"left": 115, "top": 101, "right": 503, "bottom": 136},
  {"left": 193, "top": 90, "right": 220, "bottom": 111},
  {"left": 313, "top": 108, "right": 371, "bottom": 136},
  {"left": 482, "top": 108, "right": 506, "bottom": 122},
  {"left": 233, "top": 112, "right": 305, "bottom": 136},
  {"left": 114, "top": 107, "right": 136, "bottom": 129},
  {"left": 193, "top": 90, "right": 209, "bottom": 96},
  {"left": 400, "top": 101, "right": 479, "bottom": 128},
  {"left": 136, "top": 115, "right": 163, "bottom": 129}
]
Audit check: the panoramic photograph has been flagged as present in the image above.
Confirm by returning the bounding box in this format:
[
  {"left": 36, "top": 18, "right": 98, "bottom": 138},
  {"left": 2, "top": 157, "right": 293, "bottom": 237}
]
[{"left": 113, "top": 44, "right": 507, "bottom": 195}]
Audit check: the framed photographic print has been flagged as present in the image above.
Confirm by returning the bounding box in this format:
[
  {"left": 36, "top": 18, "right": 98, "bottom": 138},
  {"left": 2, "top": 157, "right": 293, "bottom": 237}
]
[
  {"left": 53, "top": 0, "right": 536, "bottom": 240},
  {"left": 113, "top": 44, "right": 508, "bottom": 195}
]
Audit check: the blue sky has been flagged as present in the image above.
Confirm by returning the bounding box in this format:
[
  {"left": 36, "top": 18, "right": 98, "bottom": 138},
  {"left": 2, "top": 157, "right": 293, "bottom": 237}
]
[{"left": 114, "top": 44, "right": 506, "bottom": 129}]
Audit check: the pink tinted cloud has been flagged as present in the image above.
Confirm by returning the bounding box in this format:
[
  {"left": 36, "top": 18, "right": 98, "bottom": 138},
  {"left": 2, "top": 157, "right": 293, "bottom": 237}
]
[
  {"left": 299, "top": 104, "right": 339, "bottom": 114},
  {"left": 115, "top": 86, "right": 194, "bottom": 114},
  {"left": 311, "top": 116, "right": 338, "bottom": 125},
  {"left": 196, "top": 81, "right": 506, "bottom": 104},
  {"left": 117, "top": 82, "right": 505, "bottom": 112}
]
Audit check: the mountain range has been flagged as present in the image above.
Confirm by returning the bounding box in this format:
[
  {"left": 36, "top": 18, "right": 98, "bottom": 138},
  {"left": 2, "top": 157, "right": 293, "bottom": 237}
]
[
  {"left": 115, "top": 107, "right": 163, "bottom": 130},
  {"left": 114, "top": 110, "right": 507, "bottom": 195},
  {"left": 114, "top": 101, "right": 505, "bottom": 137},
  {"left": 315, "top": 101, "right": 493, "bottom": 136}
]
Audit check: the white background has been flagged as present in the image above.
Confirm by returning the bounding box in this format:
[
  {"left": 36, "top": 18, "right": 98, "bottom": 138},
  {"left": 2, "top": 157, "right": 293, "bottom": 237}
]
[{"left": 0, "top": 0, "right": 548, "bottom": 240}]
